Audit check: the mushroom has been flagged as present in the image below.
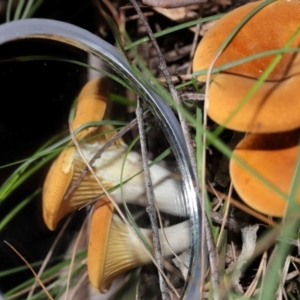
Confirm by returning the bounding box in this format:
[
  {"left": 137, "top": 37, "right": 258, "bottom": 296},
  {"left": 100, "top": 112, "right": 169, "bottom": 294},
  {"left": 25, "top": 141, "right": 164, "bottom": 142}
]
[
  {"left": 43, "top": 78, "right": 187, "bottom": 230},
  {"left": 43, "top": 77, "right": 110, "bottom": 230},
  {"left": 192, "top": 0, "right": 300, "bottom": 133},
  {"left": 88, "top": 199, "right": 191, "bottom": 293},
  {"left": 230, "top": 129, "right": 300, "bottom": 217},
  {"left": 71, "top": 77, "right": 109, "bottom": 140}
]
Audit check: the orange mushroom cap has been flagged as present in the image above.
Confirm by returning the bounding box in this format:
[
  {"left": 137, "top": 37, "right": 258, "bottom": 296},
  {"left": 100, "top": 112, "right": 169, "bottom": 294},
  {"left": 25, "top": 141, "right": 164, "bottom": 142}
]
[
  {"left": 230, "top": 129, "right": 300, "bottom": 217},
  {"left": 42, "top": 77, "right": 110, "bottom": 230},
  {"left": 193, "top": 0, "right": 300, "bottom": 133},
  {"left": 88, "top": 199, "right": 191, "bottom": 293}
]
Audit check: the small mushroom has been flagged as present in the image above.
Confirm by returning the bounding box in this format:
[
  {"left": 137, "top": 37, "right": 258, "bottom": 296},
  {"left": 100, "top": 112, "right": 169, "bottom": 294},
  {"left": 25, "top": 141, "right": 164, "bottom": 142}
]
[
  {"left": 88, "top": 199, "right": 191, "bottom": 293},
  {"left": 192, "top": 0, "right": 300, "bottom": 133},
  {"left": 43, "top": 78, "right": 187, "bottom": 230},
  {"left": 230, "top": 129, "right": 300, "bottom": 217},
  {"left": 43, "top": 77, "right": 110, "bottom": 230}
]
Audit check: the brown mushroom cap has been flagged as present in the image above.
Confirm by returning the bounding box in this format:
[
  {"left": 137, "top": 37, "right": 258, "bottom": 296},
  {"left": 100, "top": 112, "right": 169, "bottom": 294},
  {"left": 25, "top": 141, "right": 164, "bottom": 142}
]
[
  {"left": 42, "top": 78, "right": 110, "bottom": 230},
  {"left": 73, "top": 77, "right": 109, "bottom": 139},
  {"left": 88, "top": 200, "right": 191, "bottom": 293},
  {"left": 230, "top": 129, "right": 300, "bottom": 217},
  {"left": 193, "top": 0, "right": 300, "bottom": 133}
]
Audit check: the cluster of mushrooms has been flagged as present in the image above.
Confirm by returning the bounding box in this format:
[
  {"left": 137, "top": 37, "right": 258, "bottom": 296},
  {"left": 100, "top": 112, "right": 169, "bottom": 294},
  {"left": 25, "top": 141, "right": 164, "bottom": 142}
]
[
  {"left": 42, "top": 78, "right": 191, "bottom": 292},
  {"left": 193, "top": 0, "right": 300, "bottom": 217}
]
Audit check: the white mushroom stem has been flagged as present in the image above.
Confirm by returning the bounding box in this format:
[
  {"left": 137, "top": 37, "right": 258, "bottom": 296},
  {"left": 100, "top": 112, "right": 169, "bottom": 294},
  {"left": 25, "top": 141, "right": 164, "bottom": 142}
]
[
  {"left": 108, "top": 216, "right": 191, "bottom": 266},
  {"left": 89, "top": 212, "right": 191, "bottom": 293},
  {"left": 71, "top": 129, "right": 188, "bottom": 217}
]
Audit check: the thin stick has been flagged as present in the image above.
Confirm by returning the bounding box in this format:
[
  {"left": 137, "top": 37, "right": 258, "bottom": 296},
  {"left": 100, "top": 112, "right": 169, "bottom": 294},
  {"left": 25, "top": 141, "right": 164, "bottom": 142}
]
[
  {"left": 244, "top": 251, "right": 267, "bottom": 297},
  {"left": 136, "top": 98, "right": 171, "bottom": 300},
  {"left": 210, "top": 211, "right": 248, "bottom": 233},
  {"left": 128, "top": 1, "right": 209, "bottom": 297},
  {"left": 206, "top": 185, "right": 277, "bottom": 227},
  {"left": 216, "top": 183, "right": 233, "bottom": 248},
  {"left": 187, "top": 3, "right": 202, "bottom": 76},
  {"left": 142, "top": 0, "right": 206, "bottom": 8},
  {"left": 4, "top": 241, "right": 54, "bottom": 300},
  {"left": 155, "top": 200, "right": 189, "bottom": 269},
  {"left": 67, "top": 271, "right": 89, "bottom": 300},
  {"left": 27, "top": 215, "right": 72, "bottom": 298},
  {"left": 200, "top": 25, "right": 224, "bottom": 300},
  {"left": 129, "top": 0, "right": 198, "bottom": 188}
]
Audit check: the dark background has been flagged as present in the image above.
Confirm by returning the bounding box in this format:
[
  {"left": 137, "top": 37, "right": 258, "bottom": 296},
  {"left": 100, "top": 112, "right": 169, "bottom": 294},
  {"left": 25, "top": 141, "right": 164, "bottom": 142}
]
[{"left": 0, "top": 0, "right": 97, "bottom": 293}]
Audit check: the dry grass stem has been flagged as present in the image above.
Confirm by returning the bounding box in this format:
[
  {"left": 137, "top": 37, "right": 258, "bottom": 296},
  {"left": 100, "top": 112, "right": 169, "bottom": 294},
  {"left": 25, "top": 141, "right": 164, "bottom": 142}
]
[
  {"left": 142, "top": 0, "right": 206, "bottom": 8},
  {"left": 136, "top": 98, "right": 172, "bottom": 300},
  {"left": 4, "top": 241, "right": 54, "bottom": 300}
]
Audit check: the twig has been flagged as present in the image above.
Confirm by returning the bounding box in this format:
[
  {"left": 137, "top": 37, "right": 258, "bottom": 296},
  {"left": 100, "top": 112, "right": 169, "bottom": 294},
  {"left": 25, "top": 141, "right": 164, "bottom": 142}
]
[
  {"left": 129, "top": 1, "right": 213, "bottom": 297},
  {"left": 136, "top": 98, "right": 171, "bottom": 300},
  {"left": 206, "top": 184, "right": 277, "bottom": 227},
  {"left": 67, "top": 270, "right": 89, "bottom": 300},
  {"left": 4, "top": 241, "right": 54, "bottom": 300},
  {"left": 68, "top": 119, "right": 178, "bottom": 296},
  {"left": 244, "top": 251, "right": 268, "bottom": 297},
  {"left": 210, "top": 211, "right": 249, "bottom": 233},
  {"left": 64, "top": 215, "right": 88, "bottom": 300},
  {"left": 204, "top": 215, "right": 221, "bottom": 298},
  {"left": 216, "top": 183, "right": 233, "bottom": 248},
  {"left": 142, "top": 0, "right": 206, "bottom": 8},
  {"left": 129, "top": 0, "right": 198, "bottom": 186},
  {"left": 64, "top": 110, "right": 149, "bottom": 199},
  {"left": 200, "top": 23, "right": 223, "bottom": 300},
  {"left": 27, "top": 215, "right": 72, "bottom": 298},
  {"left": 181, "top": 92, "right": 205, "bottom": 101},
  {"left": 187, "top": 6, "right": 202, "bottom": 75}
]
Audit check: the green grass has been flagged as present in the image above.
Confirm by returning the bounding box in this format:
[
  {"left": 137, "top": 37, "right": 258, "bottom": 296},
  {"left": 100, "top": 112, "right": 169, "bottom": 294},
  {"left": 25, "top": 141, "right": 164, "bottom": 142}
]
[{"left": 2, "top": 0, "right": 300, "bottom": 299}]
